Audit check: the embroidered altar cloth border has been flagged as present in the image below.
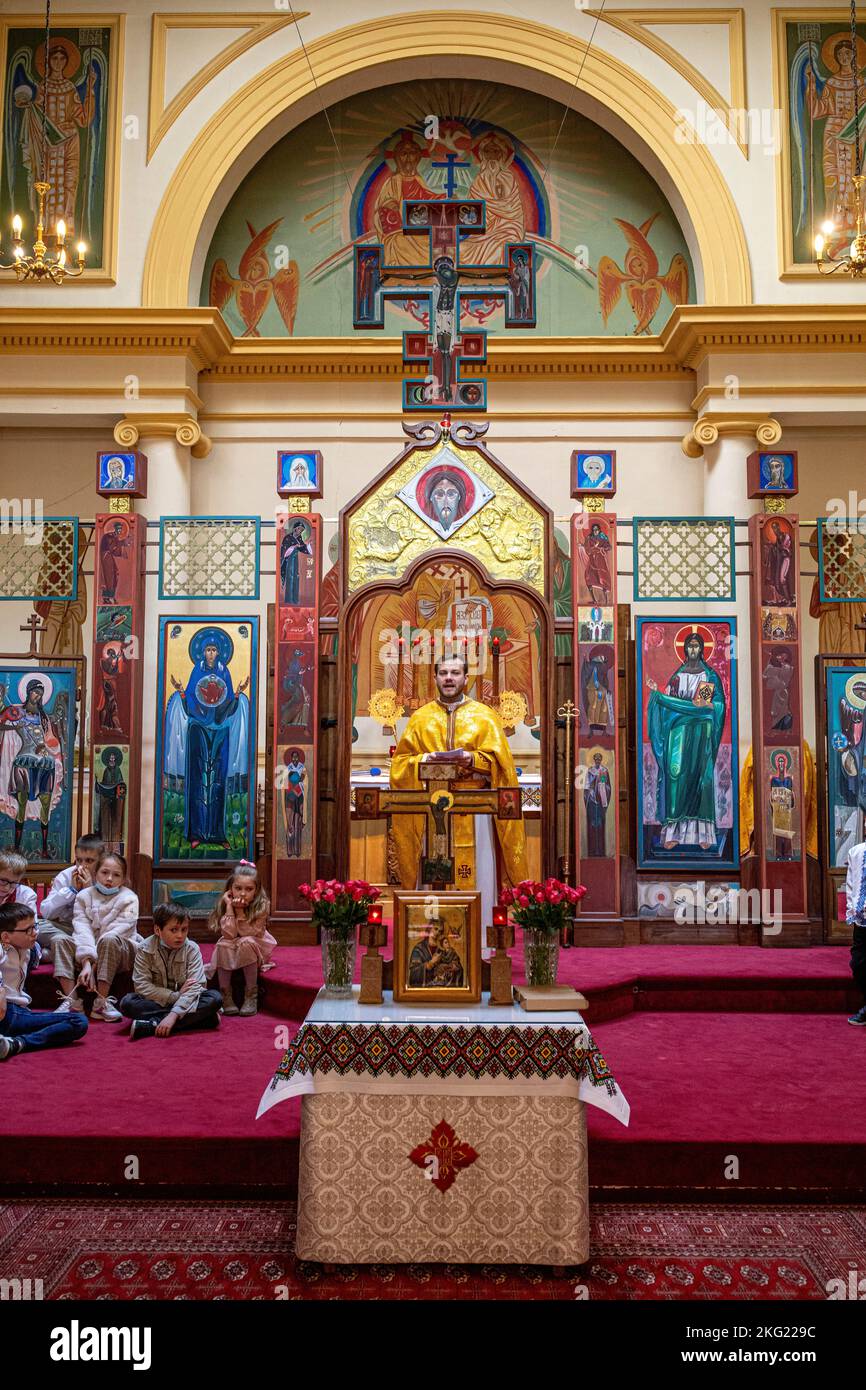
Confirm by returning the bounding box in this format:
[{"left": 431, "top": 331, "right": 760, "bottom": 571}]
[{"left": 257, "top": 993, "right": 629, "bottom": 1125}]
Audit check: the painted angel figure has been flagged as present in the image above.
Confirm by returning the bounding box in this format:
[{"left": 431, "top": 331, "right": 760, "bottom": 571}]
[
  {"left": 598, "top": 215, "right": 689, "bottom": 335},
  {"left": 0, "top": 675, "right": 66, "bottom": 859},
  {"left": 209, "top": 219, "right": 299, "bottom": 337},
  {"left": 163, "top": 628, "right": 250, "bottom": 851},
  {"left": 791, "top": 30, "right": 866, "bottom": 240},
  {"left": 5, "top": 34, "right": 105, "bottom": 241}
]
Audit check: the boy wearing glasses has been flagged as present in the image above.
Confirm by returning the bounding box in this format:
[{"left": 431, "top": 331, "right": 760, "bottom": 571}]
[
  {"left": 0, "top": 850, "right": 38, "bottom": 917},
  {"left": 0, "top": 902, "right": 88, "bottom": 1059}
]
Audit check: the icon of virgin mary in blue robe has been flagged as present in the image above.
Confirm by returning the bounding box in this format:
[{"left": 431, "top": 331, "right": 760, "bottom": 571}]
[
  {"left": 647, "top": 632, "right": 725, "bottom": 855},
  {"left": 163, "top": 627, "right": 250, "bottom": 849}
]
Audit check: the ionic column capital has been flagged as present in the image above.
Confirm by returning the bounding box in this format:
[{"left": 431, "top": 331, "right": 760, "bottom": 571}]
[
  {"left": 682, "top": 412, "right": 782, "bottom": 458},
  {"left": 114, "top": 413, "right": 212, "bottom": 459}
]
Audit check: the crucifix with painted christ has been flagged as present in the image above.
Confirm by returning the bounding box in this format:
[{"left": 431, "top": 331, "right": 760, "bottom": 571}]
[
  {"left": 353, "top": 194, "right": 536, "bottom": 411},
  {"left": 356, "top": 768, "right": 523, "bottom": 891}
]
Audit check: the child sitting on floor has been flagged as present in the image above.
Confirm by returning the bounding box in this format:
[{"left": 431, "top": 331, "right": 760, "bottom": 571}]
[
  {"left": 38, "top": 833, "right": 104, "bottom": 962},
  {"left": 54, "top": 851, "right": 141, "bottom": 1022},
  {"left": 120, "top": 901, "right": 222, "bottom": 1040},
  {"left": 0, "top": 850, "right": 38, "bottom": 919},
  {"left": 206, "top": 860, "right": 275, "bottom": 1017},
  {"left": 0, "top": 902, "right": 88, "bottom": 1059}
]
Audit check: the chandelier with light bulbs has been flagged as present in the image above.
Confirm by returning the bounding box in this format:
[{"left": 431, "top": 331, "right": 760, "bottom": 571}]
[
  {"left": 0, "top": 0, "right": 87, "bottom": 281},
  {"left": 813, "top": 0, "right": 866, "bottom": 276}
]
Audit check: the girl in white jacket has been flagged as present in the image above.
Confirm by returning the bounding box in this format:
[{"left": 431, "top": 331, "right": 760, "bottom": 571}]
[{"left": 54, "top": 851, "right": 142, "bottom": 1022}]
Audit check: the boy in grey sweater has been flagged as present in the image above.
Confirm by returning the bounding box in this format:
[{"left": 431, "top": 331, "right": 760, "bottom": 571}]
[{"left": 120, "top": 902, "right": 221, "bottom": 1040}]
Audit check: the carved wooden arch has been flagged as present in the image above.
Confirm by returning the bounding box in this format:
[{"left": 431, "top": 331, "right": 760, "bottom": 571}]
[{"left": 336, "top": 544, "right": 556, "bottom": 883}]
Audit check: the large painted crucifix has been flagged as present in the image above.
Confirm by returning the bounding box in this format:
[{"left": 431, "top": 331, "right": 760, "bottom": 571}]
[{"left": 353, "top": 195, "right": 536, "bottom": 411}]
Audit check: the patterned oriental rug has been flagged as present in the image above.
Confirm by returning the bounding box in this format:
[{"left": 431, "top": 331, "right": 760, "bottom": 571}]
[{"left": 1, "top": 1199, "right": 862, "bottom": 1301}]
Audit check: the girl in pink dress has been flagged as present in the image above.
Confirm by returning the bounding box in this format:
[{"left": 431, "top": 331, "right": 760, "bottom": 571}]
[{"left": 207, "top": 861, "right": 274, "bottom": 1017}]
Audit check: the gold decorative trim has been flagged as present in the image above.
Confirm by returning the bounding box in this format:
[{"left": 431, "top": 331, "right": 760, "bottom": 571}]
[
  {"left": 585, "top": 7, "right": 748, "bottom": 156},
  {"left": 682, "top": 411, "right": 782, "bottom": 456},
  {"left": 771, "top": 8, "right": 860, "bottom": 279},
  {"left": 662, "top": 304, "right": 866, "bottom": 366},
  {"left": 140, "top": 10, "right": 752, "bottom": 308},
  {"left": 1, "top": 306, "right": 864, "bottom": 377},
  {"left": 0, "top": 308, "right": 233, "bottom": 368},
  {"left": 0, "top": 13, "right": 124, "bottom": 285},
  {"left": 114, "top": 412, "right": 212, "bottom": 459},
  {"left": 199, "top": 410, "right": 697, "bottom": 423},
  {"left": 147, "top": 11, "right": 309, "bottom": 162}
]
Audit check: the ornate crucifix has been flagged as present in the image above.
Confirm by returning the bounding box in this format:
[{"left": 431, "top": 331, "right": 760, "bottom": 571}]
[
  {"left": 354, "top": 196, "right": 536, "bottom": 411},
  {"left": 356, "top": 767, "right": 523, "bottom": 890}
]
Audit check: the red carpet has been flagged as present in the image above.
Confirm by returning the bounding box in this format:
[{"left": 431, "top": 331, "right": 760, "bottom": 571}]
[
  {"left": 1, "top": 1197, "right": 861, "bottom": 1298},
  {"left": 6, "top": 944, "right": 864, "bottom": 1198}
]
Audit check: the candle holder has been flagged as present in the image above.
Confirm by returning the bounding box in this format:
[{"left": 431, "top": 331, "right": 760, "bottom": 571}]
[
  {"left": 358, "top": 905, "right": 387, "bottom": 1004},
  {"left": 488, "top": 908, "right": 514, "bottom": 1005}
]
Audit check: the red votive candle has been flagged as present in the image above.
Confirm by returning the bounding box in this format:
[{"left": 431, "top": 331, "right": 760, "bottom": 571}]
[
  {"left": 367, "top": 904, "right": 383, "bottom": 925},
  {"left": 492, "top": 905, "right": 507, "bottom": 927}
]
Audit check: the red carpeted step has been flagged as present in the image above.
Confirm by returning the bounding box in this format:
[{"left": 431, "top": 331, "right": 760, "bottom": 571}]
[
  {"left": 0, "top": 1009, "right": 302, "bottom": 1192},
  {"left": 586, "top": 1009, "right": 866, "bottom": 1196},
  {"left": 8, "top": 944, "right": 863, "bottom": 1199}
]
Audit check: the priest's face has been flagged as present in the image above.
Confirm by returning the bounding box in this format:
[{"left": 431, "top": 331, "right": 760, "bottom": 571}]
[{"left": 435, "top": 659, "right": 467, "bottom": 701}]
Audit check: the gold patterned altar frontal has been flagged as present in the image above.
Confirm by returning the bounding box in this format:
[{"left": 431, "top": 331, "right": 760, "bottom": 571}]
[
  {"left": 0, "top": 518, "right": 78, "bottom": 601},
  {"left": 346, "top": 441, "right": 546, "bottom": 596},
  {"left": 633, "top": 517, "right": 736, "bottom": 601},
  {"left": 159, "top": 517, "right": 260, "bottom": 599}
]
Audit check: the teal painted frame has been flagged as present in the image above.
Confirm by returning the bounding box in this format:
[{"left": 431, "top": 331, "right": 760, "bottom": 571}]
[
  {"left": 158, "top": 516, "right": 261, "bottom": 600},
  {"left": 0, "top": 517, "right": 79, "bottom": 602},
  {"left": 817, "top": 518, "right": 866, "bottom": 603},
  {"left": 632, "top": 517, "right": 736, "bottom": 602}
]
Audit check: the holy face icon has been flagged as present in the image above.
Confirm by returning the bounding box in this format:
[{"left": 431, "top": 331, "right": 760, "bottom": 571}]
[{"left": 397, "top": 446, "right": 494, "bottom": 541}]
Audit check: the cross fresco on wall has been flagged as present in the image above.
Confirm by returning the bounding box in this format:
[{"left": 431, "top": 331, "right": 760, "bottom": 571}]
[{"left": 353, "top": 196, "right": 536, "bottom": 411}]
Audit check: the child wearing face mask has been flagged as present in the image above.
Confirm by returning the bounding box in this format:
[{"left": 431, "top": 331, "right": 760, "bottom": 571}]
[
  {"left": 53, "top": 851, "right": 141, "bottom": 1022},
  {"left": 206, "top": 860, "right": 274, "bottom": 1017}
]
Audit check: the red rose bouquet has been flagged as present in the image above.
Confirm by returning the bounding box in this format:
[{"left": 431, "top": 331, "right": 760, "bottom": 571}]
[
  {"left": 499, "top": 878, "right": 587, "bottom": 987},
  {"left": 299, "top": 879, "right": 382, "bottom": 996},
  {"left": 500, "top": 878, "right": 586, "bottom": 933},
  {"left": 299, "top": 878, "right": 381, "bottom": 935}
]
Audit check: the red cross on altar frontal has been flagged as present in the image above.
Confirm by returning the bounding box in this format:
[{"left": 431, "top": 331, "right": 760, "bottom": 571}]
[{"left": 353, "top": 197, "right": 536, "bottom": 411}]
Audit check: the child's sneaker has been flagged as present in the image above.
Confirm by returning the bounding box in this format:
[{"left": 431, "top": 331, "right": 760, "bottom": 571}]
[
  {"left": 129, "top": 1019, "right": 156, "bottom": 1041},
  {"left": 0, "top": 1037, "right": 22, "bottom": 1060},
  {"left": 91, "top": 995, "right": 123, "bottom": 1022},
  {"left": 54, "top": 992, "right": 85, "bottom": 1013}
]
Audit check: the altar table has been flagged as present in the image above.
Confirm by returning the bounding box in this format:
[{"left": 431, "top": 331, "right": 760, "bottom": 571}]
[{"left": 258, "top": 990, "right": 629, "bottom": 1266}]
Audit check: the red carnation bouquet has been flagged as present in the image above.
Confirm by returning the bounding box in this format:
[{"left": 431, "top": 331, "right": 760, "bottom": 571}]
[
  {"left": 500, "top": 878, "right": 586, "bottom": 934},
  {"left": 299, "top": 878, "right": 381, "bottom": 936}
]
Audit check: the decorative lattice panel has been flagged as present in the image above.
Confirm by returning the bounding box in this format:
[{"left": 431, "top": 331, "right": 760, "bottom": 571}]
[
  {"left": 633, "top": 518, "right": 735, "bottom": 601},
  {"left": 818, "top": 520, "right": 866, "bottom": 602},
  {"left": 159, "top": 517, "right": 260, "bottom": 599},
  {"left": 0, "top": 517, "right": 78, "bottom": 601}
]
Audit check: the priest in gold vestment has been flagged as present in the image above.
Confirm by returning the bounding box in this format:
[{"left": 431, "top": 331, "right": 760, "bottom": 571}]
[{"left": 390, "top": 655, "right": 527, "bottom": 931}]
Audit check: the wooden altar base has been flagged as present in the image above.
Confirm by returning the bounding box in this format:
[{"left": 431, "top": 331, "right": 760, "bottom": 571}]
[{"left": 3, "top": 943, "right": 862, "bottom": 1202}]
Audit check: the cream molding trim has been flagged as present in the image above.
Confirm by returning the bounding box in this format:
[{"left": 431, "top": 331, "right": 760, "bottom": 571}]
[
  {"left": 585, "top": 7, "right": 748, "bottom": 156},
  {"left": 147, "top": 11, "right": 309, "bottom": 162},
  {"left": 682, "top": 411, "right": 782, "bottom": 458},
  {"left": 1, "top": 307, "right": 864, "bottom": 375},
  {"left": 140, "top": 10, "right": 751, "bottom": 309},
  {"left": 114, "top": 412, "right": 212, "bottom": 459}
]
